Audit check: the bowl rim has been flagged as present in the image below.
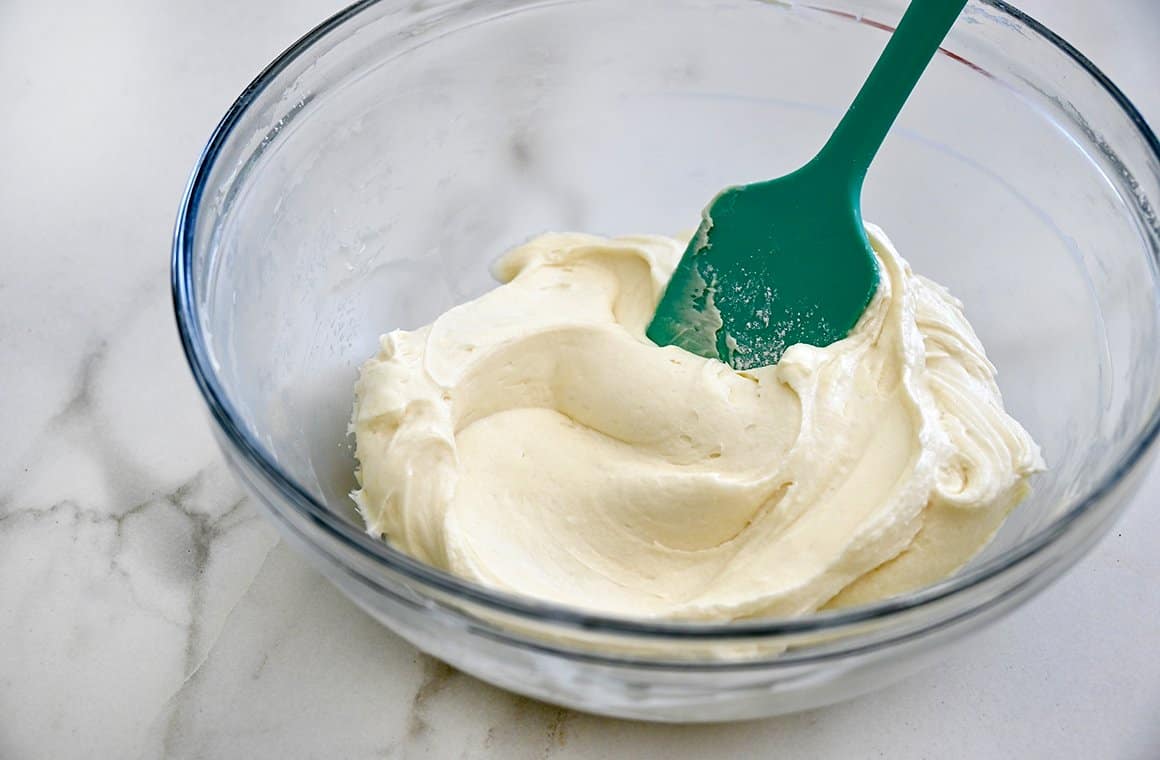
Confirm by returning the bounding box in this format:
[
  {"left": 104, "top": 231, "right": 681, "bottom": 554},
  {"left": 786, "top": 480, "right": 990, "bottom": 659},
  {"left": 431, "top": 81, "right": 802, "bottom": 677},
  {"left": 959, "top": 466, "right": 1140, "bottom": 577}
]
[{"left": 172, "top": 0, "right": 1160, "bottom": 641}]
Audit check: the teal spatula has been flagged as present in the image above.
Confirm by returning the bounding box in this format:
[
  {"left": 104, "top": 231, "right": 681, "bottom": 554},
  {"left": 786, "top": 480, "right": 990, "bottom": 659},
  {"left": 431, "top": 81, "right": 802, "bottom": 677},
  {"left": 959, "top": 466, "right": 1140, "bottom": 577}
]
[{"left": 647, "top": 0, "right": 968, "bottom": 370}]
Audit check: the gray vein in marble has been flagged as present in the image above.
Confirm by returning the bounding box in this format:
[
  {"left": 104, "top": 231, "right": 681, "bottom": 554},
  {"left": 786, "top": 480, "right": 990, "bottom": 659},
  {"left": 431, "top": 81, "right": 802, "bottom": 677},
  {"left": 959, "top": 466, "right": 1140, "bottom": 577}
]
[
  {"left": 391, "top": 654, "right": 578, "bottom": 759},
  {"left": 154, "top": 536, "right": 281, "bottom": 760},
  {"left": 47, "top": 338, "right": 108, "bottom": 428},
  {"left": 0, "top": 261, "right": 196, "bottom": 495},
  {"left": 0, "top": 497, "right": 182, "bottom": 629},
  {"left": 405, "top": 657, "right": 458, "bottom": 740},
  {"left": 0, "top": 338, "right": 108, "bottom": 497},
  {"left": 0, "top": 281, "right": 267, "bottom": 721},
  {"left": 1, "top": 336, "right": 172, "bottom": 519},
  {"left": 172, "top": 486, "right": 251, "bottom": 674},
  {"left": 496, "top": 696, "right": 575, "bottom": 760},
  {"left": 0, "top": 469, "right": 261, "bottom": 654}
]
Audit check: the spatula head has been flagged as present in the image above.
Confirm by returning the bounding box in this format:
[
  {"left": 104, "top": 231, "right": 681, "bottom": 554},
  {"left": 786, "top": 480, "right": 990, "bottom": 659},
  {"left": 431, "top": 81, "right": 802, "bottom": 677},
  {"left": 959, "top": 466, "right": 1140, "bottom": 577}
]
[{"left": 647, "top": 169, "right": 879, "bottom": 370}]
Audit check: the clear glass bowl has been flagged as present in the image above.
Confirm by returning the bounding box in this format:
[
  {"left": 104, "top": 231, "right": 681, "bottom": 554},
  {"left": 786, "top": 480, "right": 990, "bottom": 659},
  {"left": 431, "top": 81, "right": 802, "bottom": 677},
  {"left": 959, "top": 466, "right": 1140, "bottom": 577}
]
[{"left": 173, "top": 0, "right": 1160, "bottom": 721}]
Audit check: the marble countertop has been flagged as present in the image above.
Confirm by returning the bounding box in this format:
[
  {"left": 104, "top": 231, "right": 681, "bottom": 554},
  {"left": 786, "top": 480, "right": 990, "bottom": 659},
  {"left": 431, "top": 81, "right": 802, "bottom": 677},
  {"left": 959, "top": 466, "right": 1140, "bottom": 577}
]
[{"left": 2, "top": 1, "right": 1158, "bottom": 758}]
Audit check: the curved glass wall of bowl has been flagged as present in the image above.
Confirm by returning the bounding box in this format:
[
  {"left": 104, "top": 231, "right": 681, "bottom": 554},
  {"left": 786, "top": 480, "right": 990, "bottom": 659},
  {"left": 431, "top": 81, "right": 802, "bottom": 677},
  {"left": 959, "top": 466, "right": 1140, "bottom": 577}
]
[{"left": 175, "top": 0, "right": 1160, "bottom": 719}]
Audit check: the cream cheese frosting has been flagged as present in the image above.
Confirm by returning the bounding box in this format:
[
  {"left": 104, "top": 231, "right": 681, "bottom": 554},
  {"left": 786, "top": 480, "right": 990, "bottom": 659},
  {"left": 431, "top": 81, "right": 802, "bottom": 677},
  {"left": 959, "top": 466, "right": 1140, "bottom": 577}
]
[{"left": 350, "top": 226, "right": 1044, "bottom": 621}]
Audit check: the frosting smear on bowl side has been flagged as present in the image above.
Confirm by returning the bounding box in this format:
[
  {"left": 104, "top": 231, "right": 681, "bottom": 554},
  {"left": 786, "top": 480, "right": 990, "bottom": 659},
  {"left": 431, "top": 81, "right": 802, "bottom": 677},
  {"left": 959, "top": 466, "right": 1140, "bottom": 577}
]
[{"left": 350, "top": 226, "right": 1044, "bottom": 621}]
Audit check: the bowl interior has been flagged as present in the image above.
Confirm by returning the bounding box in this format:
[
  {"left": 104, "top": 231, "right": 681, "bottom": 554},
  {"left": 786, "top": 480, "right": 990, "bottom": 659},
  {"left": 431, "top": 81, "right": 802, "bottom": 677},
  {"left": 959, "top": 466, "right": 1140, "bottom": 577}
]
[{"left": 187, "top": 0, "right": 1160, "bottom": 608}]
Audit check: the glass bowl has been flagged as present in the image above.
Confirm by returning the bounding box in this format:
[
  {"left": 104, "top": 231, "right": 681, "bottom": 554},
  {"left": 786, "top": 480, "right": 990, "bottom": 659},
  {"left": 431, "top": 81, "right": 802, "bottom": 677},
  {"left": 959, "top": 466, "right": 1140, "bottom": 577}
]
[{"left": 172, "top": 0, "right": 1160, "bottom": 721}]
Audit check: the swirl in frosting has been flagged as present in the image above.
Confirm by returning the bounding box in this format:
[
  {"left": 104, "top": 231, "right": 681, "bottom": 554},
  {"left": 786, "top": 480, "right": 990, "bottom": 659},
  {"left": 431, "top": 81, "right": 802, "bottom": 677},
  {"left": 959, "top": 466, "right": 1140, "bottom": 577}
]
[{"left": 351, "top": 226, "right": 1043, "bottom": 620}]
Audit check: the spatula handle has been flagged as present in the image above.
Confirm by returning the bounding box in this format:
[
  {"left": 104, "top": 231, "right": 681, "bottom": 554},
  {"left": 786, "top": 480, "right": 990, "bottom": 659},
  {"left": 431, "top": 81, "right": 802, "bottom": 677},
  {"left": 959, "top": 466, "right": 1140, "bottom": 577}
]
[{"left": 818, "top": 0, "right": 968, "bottom": 191}]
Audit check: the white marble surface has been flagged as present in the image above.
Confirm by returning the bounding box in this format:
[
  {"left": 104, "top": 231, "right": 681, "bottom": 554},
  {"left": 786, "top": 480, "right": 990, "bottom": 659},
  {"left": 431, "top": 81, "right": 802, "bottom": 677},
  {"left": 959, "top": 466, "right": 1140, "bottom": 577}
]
[{"left": 1, "top": 1, "right": 1158, "bottom": 758}]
